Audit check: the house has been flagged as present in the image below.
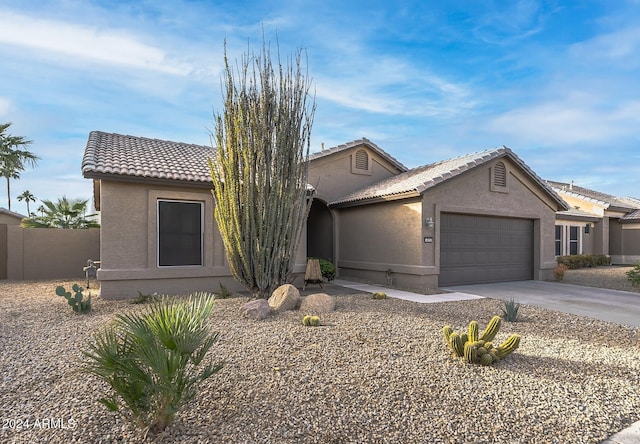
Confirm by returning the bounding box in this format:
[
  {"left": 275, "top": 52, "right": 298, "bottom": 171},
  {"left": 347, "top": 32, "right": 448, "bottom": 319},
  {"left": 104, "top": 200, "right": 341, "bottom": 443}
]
[
  {"left": 548, "top": 181, "right": 640, "bottom": 264},
  {"left": 82, "top": 131, "right": 568, "bottom": 298},
  {"left": 0, "top": 208, "right": 26, "bottom": 279}
]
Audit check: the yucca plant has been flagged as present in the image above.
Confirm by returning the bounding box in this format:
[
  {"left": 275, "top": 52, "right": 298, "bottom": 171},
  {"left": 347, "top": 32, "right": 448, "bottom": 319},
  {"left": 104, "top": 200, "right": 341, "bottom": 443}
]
[{"left": 82, "top": 293, "right": 223, "bottom": 437}]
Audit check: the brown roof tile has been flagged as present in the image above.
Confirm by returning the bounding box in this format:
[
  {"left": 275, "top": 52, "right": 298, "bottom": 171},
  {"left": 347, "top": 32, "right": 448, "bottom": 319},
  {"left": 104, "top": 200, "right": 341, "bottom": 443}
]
[
  {"left": 82, "top": 131, "right": 215, "bottom": 184},
  {"left": 331, "top": 146, "right": 568, "bottom": 209}
]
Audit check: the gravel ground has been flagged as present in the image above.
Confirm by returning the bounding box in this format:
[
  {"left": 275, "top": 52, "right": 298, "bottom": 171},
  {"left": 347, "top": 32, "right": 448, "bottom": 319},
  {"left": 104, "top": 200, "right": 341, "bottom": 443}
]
[{"left": 1, "top": 268, "right": 639, "bottom": 444}]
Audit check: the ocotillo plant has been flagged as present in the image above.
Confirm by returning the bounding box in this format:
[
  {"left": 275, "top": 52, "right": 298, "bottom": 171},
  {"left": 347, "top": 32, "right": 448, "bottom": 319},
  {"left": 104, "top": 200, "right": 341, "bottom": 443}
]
[{"left": 209, "top": 39, "right": 315, "bottom": 299}]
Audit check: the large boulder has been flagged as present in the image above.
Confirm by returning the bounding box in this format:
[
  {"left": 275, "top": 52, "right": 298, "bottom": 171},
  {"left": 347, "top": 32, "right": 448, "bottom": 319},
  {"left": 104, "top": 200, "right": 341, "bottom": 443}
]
[
  {"left": 240, "top": 299, "right": 272, "bottom": 320},
  {"left": 300, "top": 292, "right": 336, "bottom": 313},
  {"left": 268, "top": 284, "right": 300, "bottom": 312}
]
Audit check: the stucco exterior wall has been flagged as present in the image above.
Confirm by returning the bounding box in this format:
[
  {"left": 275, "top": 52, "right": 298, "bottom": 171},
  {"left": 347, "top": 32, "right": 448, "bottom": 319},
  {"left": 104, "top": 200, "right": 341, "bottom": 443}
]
[
  {"left": 337, "top": 198, "right": 428, "bottom": 288},
  {"left": 5, "top": 226, "right": 99, "bottom": 279},
  {"left": 308, "top": 146, "right": 402, "bottom": 203},
  {"left": 97, "top": 180, "right": 307, "bottom": 299},
  {"left": 0, "top": 213, "right": 23, "bottom": 225},
  {"left": 610, "top": 221, "right": 640, "bottom": 264}
]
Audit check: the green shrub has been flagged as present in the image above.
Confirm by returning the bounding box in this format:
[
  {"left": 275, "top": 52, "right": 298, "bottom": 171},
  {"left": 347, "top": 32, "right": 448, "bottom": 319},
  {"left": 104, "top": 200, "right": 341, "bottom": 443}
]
[
  {"left": 55, "top": 284, "right": 91, "bottom": 313},
  {"left": 372, "top": 291, "right": 387, "bottom": 300},
  {"left": 217, "top": 281, "right": 232, "bottom": 299},
  {"left": 131, "top": 291, "right": 158, "bottom": 304},
  {"left": 443, "top": 315, "right": 520, "bottom": 366},
  {"left": 315, "top": 258, "right": 336, "bottom": 281},
  {"left": 557, "top": 254, "right": 611, "bottom": 269},
  {"left": 627, "top": 264, "right": 640, "bottom": 287},
  {"left": 82, "top": 293, "right": 223, "bottom": 437},
  {"left": 501, "top": 298, "right": 520, "bottom": 322}
]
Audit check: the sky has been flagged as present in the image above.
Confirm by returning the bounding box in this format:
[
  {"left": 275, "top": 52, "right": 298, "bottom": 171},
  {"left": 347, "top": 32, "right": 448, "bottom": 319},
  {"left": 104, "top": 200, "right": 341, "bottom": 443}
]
[{"left": 1, "top": 0, "right": 639, "bottom": 214}]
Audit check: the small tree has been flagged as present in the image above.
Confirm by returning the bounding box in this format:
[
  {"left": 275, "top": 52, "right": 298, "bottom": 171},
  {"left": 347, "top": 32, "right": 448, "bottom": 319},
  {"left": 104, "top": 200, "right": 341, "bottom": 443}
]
[
  {"left": 21, "top": 196, "right": 99, "bottom": 228},
  {"left": 17, "top": 190, "right": 36, "bottom": 215},
  {"left": 209, "top": 39, "right": 315, "bottom": 298},
  {"left": 0, "top": 122, "right": 39, "bottom": 211}
]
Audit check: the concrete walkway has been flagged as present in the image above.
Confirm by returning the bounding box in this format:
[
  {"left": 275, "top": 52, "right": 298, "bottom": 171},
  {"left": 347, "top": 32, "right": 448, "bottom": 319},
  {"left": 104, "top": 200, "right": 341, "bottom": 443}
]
[
  {"left": 332, "top": 279, "right": 484, "bottom": 303},
  {"left": 332, "top": 279, "right": 640, "bottom": 444}
]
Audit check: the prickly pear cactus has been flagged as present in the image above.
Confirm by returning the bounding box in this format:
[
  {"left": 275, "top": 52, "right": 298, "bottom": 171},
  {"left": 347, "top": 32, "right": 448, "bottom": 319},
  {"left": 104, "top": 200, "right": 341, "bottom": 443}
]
[
  {"left": 56, "top": 284, "right": 92, "bottom": 314},
  {"left": 442, "top": 317, "right": 520, "bottom": 366}
]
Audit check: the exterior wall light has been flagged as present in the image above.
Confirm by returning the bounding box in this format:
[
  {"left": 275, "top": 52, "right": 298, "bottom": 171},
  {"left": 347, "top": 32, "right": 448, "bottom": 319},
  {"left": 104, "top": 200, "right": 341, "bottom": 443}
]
[
  {"left": 584, "top": 223, "right": 590, "bottom": 234},
  {"left": 425, "top": 217, "right": 435, "bottom": 229}
]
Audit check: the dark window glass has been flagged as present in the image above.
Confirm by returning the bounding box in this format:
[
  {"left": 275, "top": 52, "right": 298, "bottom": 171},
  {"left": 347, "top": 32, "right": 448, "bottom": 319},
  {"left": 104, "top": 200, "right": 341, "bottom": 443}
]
[
  {"left": 555, "top": 225, "right": 562, "bottom": 256},
  {"left": 569, "top": 226, "right": 579, "bottom": 255},
  {"left": 158, "top": 200, "right": 202, "bottom": 266}
]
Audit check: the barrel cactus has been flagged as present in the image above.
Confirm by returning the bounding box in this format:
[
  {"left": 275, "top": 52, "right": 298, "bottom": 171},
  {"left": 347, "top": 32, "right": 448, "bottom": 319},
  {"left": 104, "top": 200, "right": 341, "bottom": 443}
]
[
  {"left": 372, "top": 292, "right": 387, "bottom": 300},
  {"left": 442, "top": 315, "right": 520, "bottom": 366},
  {"left": 302, "top": 315, "right": 321, "bottom": 326}
]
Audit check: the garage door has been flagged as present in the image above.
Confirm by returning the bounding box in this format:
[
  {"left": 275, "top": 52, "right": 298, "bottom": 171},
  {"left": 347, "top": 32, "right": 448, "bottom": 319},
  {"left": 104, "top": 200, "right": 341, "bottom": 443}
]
[{"left": 439, "top": 213, "right": 533, "bottom": 286}]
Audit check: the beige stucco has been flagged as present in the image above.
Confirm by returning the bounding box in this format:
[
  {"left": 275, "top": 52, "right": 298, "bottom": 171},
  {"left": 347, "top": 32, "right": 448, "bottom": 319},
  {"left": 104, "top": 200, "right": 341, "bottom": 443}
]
[
  {"left": 97, "top": 180, "right": 308, "bottom": 298},
  {"left": 5, "top": 227, "right": 99, "bottom": 280},
  {"left": 329, "top": 156, "right": 562, "bottom": 291}
]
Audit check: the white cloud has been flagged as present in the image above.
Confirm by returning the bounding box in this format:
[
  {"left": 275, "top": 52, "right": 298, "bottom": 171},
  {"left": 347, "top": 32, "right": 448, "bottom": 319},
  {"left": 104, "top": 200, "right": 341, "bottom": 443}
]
[
  {"left": 0, "top": 97, "right": 11, "bottom": 118},
  {"left": 0, "top": 10, "right": 193, "bottom": 76}
]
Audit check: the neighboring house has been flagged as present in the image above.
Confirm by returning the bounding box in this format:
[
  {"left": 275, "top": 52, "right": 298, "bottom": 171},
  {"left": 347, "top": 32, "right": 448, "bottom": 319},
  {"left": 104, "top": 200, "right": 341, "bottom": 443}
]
[
  {"left": 0, "top": 208, "right": 26, "bottom": 279},
  {"left": 82, "top": 131, "right": 568, "bottom": 298},
  {"left": 547, "top": 181, "right": 640, "bottom": 264},
  {"left": 0, "top": 207, "right": 25, "bottom": 225}
]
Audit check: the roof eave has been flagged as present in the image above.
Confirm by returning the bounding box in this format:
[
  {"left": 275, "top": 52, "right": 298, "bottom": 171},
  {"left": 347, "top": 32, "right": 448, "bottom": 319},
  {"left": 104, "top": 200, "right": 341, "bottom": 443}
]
[{"left": 330, "top": 190, "right": 421, "bottom": 208}]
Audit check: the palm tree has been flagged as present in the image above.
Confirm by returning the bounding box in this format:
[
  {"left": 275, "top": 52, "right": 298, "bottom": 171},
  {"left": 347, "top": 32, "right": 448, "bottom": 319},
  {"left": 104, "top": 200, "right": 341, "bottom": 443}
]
[
  {"left": 17, "top": 190, "right": 36, "bottom": 215},
  {"left": 0, "top": 122, "right": 39, "bottom": 211},
  {"left": 20, "top": 196, "right": 99, "bottom": 229}
]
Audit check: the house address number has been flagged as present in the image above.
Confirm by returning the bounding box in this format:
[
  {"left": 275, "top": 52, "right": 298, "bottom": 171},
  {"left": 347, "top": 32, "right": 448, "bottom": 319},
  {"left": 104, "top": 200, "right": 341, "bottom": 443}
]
[{"left": 424, "top": 237, "right": 433, "bottom": 243}]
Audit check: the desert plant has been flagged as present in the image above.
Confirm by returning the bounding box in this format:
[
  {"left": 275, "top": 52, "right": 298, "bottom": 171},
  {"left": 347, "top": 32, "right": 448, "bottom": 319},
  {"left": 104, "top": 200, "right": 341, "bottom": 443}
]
[
  {"left": 217, "top": 281, "right": 232, "bottom": 299},
  {"left": 316, "top": 258, "right": 336, "bottom": 281},
  {"left": 131, "top": 291, "right": 158, "bottom": 305},
  {"left": 82, "top": 293, "right": 223, "bottom": 437},
  {"left": 372, "top": 291, "right": 387, "bottom": 300},
  {"left": 627, "top": 264, "right": 640, "bottom": 287},
  {"left": 557, "top": 254, "right": 611, "bottom": 270},
  {"left": 554, "top": 263, "right": 568, "bottom": 281},
  {"left": 443, "top": 315, "right": 520, "bottom": 366},
  {"left": 302, "top": 315, "right": 321, "bottom": 326},
  {"left": 55, "top": 284, "right": 91, "bottom": 313},
  {"left": 501, "top": 298, "right": 520, "bottom": 322},
  {"left": 209, "top": 39, "right": 315, "bottom": 298}
]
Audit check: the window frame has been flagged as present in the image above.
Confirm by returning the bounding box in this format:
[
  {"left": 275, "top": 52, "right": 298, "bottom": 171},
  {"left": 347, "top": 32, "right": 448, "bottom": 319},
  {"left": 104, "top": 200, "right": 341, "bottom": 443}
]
[{"left": 156, "top": 199, "right": 204, "bottom": 268}]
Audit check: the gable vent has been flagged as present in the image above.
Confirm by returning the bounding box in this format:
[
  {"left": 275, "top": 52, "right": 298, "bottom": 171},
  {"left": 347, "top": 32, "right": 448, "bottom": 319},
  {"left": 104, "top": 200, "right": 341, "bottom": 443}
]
[
  {"left": 494, "top": 161, "right": 507, "bottom": 187},
  {"left": 355, "top": 149, "right": 369, "bottom": 170}
]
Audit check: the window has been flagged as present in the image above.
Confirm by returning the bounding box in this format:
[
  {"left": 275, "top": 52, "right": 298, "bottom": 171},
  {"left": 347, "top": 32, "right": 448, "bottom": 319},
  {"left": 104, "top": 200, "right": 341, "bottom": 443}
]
[
  {"left": 555, "top": 225, "right": 563, "bottom": 256},
  {"left": 157, "top": 200, "right": 203, "bottom": 267},
  {"left": 569, "top": 226, "right": 579, "bottom": 255}
]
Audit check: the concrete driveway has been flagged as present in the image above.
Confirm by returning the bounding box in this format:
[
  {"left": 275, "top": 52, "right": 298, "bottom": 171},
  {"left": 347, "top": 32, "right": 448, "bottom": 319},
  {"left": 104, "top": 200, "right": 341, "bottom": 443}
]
[{"left": 443, "top": 280, "right": 640, "bottom": 328}]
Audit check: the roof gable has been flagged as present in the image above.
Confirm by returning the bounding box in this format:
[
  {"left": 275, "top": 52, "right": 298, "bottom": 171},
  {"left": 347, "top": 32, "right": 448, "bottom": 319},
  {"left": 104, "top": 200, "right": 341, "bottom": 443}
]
[
  {"left": 0, "top": 207, "right": 26, "bottom": 219},
  {"left": 309, "top": 138, "right": 408, "bottom": 172},
  {"left": 331, "top": 146, "right": 568, "bottom": 210}
]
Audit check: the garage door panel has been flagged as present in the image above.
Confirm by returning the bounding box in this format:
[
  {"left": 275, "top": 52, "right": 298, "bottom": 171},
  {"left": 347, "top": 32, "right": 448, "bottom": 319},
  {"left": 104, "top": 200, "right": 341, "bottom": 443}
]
[{"left": 440, "top": 213, "right": 533, "bottom": 286}]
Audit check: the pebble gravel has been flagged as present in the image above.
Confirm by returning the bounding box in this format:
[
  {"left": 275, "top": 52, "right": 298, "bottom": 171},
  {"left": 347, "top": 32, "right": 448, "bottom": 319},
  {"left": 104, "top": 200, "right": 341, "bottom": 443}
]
[{"left": 1, "top": 268, "right": 639, "bottom": 443}]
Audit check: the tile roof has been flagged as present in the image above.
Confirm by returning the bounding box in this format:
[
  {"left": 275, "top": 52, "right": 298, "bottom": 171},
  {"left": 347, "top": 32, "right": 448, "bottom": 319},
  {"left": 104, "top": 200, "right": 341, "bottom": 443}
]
[
  {"left": 620, "top": 209, "right": 640, "bottom": 222},
  {"left": 331, "top": 146, "right": 568, "bottom": 209},
  {"left": 309, "top": 138, "right": 408, "bottom": 172},
  {"left": 556, "top": 207, "right": 601, "bottom": 222},
  {"left": 546, "top": 180, "right": 640, "bottom": 211},
  {"left": 82, "top": 131, "right": 215, "bottom": 184}
]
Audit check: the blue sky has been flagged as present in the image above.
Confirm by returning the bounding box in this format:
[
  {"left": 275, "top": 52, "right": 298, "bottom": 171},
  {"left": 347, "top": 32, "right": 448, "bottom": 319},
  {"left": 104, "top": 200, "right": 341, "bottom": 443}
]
[{"left": 1, "top": 0, "right": 639, "bottom": 214}]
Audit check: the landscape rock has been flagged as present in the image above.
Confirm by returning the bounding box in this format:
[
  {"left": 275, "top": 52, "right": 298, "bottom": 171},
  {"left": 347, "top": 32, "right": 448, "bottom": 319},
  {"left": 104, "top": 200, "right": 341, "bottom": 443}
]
[
  {"left": 300, "top": 292, "right": 336, "bottom": 313},
  {"left": 240, "top": 299, "right": 272, "bottom": 320},
  {"left": 268, "top": 284, "right": 300, "bottom": 312}
]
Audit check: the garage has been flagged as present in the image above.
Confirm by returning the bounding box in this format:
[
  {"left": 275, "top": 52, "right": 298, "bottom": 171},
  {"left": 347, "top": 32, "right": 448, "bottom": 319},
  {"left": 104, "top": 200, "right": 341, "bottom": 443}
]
[{"left": 439, "top": 213, "right": 533, "bottom": 286}]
